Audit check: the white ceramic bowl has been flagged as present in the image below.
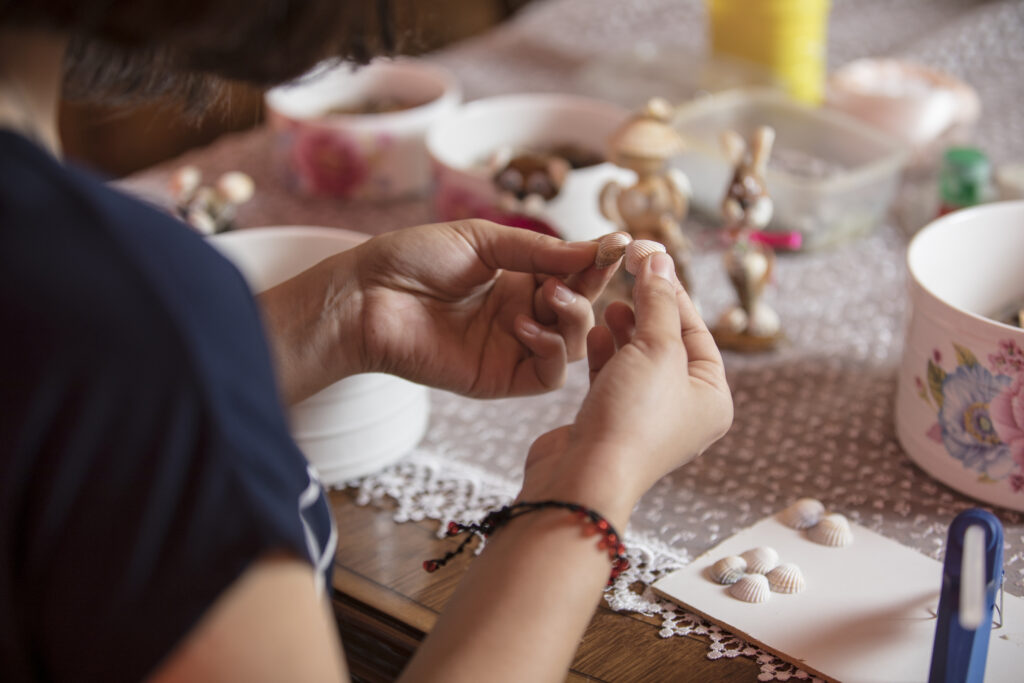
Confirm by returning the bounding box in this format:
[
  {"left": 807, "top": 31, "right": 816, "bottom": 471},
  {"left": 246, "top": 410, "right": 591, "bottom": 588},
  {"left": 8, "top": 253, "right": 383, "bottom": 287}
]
[
  {"left": 209, "top": 226, "right": 429, "bottom": 485},
  {"left": 265, "top": 59, "right": 461, "bottom": 200},
  {"left": 426, "top": 93, "right": 633, "bottom": 242},
  {"left": 896, "top": 201, "right": 1024, "bottom": 511}
]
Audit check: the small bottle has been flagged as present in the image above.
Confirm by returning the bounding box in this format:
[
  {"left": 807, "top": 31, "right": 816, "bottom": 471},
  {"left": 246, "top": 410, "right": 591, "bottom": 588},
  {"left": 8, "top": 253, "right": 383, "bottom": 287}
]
[
  {"left": 938, "top": 147, "right": 991, "bottom": 216},
  {"left": 705, "top": 0, "right": 831, "bottom": 105}
]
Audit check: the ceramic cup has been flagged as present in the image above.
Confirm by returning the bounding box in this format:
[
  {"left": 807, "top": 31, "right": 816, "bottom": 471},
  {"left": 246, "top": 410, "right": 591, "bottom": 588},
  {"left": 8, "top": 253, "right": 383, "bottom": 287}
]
[
  {"left": 265, "top": 59, "right": 461, "bottom": 200},
  {"left": 209, "top": 226, "right": 429, "bottom": 485},
  {"left": 426, "top": 93, "right": 634, "bottom": 242},
  {"left": 896, "top": 201, "right": 1024, "bottom": 511}
]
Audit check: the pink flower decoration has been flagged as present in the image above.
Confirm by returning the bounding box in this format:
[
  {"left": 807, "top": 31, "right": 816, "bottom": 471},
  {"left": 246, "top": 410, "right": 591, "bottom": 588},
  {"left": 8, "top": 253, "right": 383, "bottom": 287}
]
[
  {"left": 991, "top": 373, "right": 1024, "bottom": 468},
  {"left": 290, "top": 128, "right": 369, "bottom": 197}
]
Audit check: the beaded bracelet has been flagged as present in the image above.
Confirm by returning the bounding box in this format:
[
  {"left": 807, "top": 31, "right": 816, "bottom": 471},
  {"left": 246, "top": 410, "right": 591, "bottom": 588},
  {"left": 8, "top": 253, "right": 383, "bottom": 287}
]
[{"left": 422, "top": 500, "right": 630, "bottom": 586}]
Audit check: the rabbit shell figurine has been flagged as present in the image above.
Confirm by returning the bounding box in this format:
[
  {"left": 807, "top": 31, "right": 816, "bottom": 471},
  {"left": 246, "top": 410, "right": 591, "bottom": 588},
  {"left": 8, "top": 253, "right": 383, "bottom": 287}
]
[
  {"left": 713, "top": 126, "right": 784, "bottom": 351},
  {"left": 599, "top": 97, "right": 692, "bottom": 291}
]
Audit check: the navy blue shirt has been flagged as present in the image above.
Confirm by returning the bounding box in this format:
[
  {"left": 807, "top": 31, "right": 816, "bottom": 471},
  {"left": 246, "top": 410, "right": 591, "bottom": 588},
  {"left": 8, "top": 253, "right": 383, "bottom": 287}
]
[{"left": 0, "top": 130, "right": 336, "bottom": 681}]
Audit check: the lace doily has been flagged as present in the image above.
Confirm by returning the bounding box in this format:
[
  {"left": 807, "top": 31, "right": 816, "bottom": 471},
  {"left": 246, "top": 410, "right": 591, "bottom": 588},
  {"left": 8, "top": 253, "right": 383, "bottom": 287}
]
[{"left": 122, "top": 1, "right": 1024, "bottom": 678}]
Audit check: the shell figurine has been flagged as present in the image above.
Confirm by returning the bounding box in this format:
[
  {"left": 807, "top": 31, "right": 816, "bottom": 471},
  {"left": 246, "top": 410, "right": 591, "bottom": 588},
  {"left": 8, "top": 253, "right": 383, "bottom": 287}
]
[
  {"left": 729, "top": 574, "right": 771, "bottom": 603},
  {"left": 595, "top": 231, "right": 633, "bottom": 268},
  {"left": 780, "top": 498, "right": 826, "bottom": 530},
  {"left": 709, "top": 555, "right": 747, "bottom": 585},
  {"left": 624, "top": 239, "right": 667, "bottom": 276},
  {"left": 766, "top": 563, "right": 806, "bottom": 594},
  {"left": 808, "top": 513, "right": 854, "bottom": 547},
  {"left": 740, "top": 546, "right": 779, "bottom": 575}
]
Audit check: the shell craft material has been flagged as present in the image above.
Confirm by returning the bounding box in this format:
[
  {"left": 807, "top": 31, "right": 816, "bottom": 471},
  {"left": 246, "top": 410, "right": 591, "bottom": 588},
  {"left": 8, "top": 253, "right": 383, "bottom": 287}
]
[
  {"left": 624, "top": 239, "right": 667, "bottom": 275},
  {"left": 595, "top": 232, "right": 633, "bottom": 268},
  {"left": 709, "top": 555, "right": 747, "bottom": 585},
  {"left": 740, "top": 546, "right": 779, "bottom": 574},
  {"left": 767, "top": 563, "right": 806, "bottom": 594},
  {"left": 808, "top": 513, "right": 854, "bottom": 547},
  {"left": 729, "top": 574, "right": 771, "bottom": 603},
  {"left": 780, "top": 498, "right": 826, "bottom": 530}
]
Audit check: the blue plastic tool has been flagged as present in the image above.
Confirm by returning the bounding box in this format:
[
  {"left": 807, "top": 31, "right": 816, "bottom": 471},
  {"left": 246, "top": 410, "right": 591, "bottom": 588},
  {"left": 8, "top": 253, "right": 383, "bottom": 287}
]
[{"left": 928, "top": 508, "right": 1004, "bottom": 683}]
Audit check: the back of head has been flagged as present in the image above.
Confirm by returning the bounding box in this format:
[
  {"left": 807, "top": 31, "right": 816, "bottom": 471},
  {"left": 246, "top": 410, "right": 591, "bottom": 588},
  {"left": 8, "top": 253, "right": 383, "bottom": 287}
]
[{"left": 0, "top": 0, "right": 422, "bottom": 109}]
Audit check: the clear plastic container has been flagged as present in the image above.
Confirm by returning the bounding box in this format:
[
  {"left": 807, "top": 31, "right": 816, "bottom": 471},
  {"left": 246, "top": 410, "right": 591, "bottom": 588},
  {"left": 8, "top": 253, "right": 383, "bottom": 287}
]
[{"left": 672, "top": 89, "right": 908, "bottom": 250}]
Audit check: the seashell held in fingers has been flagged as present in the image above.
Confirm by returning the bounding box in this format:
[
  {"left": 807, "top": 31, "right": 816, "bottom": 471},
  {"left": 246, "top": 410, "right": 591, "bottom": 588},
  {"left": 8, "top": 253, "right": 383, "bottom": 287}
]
[
  {"left": 709, "top": 555, "right": 747, "bottom": 585},
  {"left": 594, "top": 231, "right": 633, "bottom": 268},
  {"left": 779, "top": 498, "right": 826, "bottom": 530},
  {"left": 808, "top": 513, "right": 854, "bottom": 547},
  {"left": 624, "top": 239, "right": 667, "bottom": 275},
  {"left": 729, "top": 574, "right": 771, "bottom": 603},
  {"left": 767, "top": 563, "right": 806, "bottom": 594},
  {"left": 740, "top": 546, "right": 779, "bottom": 574}
]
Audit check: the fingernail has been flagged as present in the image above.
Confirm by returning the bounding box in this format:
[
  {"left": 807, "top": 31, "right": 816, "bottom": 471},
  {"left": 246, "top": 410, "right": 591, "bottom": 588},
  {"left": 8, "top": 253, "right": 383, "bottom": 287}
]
[
  {"left": 649, "top": 252, "right": 676, "bottom": 282},
  {"left": 518, "top": 317, "right": 542, "bottom": 337},
  {"left": 552, "top": 282, "right": 576, "bottom": 305}
]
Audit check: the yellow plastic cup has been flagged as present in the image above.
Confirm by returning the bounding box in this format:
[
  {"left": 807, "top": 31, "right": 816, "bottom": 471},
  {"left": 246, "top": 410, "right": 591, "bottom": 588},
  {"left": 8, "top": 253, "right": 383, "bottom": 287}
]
[{"left": 706, "top": 0, "right": 831, "bottom": 104}]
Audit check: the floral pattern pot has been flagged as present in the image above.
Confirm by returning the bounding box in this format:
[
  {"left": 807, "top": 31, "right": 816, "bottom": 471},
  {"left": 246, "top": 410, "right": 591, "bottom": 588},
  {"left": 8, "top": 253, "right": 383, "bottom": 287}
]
[{"left": 896, "top": 201, "right": 1024, "bottom": 511}]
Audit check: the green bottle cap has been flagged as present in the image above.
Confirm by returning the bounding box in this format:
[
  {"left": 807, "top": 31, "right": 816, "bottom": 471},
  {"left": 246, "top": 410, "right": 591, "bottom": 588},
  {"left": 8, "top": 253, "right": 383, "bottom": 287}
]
[{"left": 940, "top": 147, "right": 991, "bottom": 208}]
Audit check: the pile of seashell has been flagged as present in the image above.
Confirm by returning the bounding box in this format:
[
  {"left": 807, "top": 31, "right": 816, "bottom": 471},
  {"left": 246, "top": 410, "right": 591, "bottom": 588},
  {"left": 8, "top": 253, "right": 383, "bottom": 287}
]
[
  {"left": 779, "top": 498, "right": 854, "bottom": 547},
  {"left": 169, "top": 165, "right": 255, "bottom": 236},
  {"left": 709, "top": 546, "right": 807, "bottom": 603}
]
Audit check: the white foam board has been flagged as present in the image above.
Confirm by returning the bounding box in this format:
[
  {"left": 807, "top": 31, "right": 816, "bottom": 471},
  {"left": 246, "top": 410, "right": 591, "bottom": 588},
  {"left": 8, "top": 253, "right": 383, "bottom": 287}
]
[{"left": 652, "top": 515, "right": 1024, "bottom": 682}]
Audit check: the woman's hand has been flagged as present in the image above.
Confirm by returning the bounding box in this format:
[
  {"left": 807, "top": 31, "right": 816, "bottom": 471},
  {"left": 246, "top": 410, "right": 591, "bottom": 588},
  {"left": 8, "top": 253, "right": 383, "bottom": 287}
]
[
  {"left": 518, "top": 251, "right": 734, "bottom": 526},
  {"left": 258, "top": 220, "right": 617, "bottom": 404}
]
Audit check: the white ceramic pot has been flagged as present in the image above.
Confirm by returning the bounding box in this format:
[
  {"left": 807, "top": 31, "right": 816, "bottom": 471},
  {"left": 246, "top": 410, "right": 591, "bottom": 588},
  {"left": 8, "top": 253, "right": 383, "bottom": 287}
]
[
  {"left": 209, "top": 226, "right": 429, "bottom": 485},
  {"left": 265, "top": 59, "right": 461, "bottom": 200},
  {"left": 426, "top": 93, "right": 633, "bottom": 242},
  {"left": 896, "top": 201, "right": 1024, "bottom": 511}
]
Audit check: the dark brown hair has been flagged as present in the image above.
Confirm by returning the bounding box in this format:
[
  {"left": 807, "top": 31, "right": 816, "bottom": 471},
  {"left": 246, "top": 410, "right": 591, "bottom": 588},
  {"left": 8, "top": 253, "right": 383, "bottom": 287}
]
[{"left": 1, "top": 0, "right": 427, "bottom": 107}]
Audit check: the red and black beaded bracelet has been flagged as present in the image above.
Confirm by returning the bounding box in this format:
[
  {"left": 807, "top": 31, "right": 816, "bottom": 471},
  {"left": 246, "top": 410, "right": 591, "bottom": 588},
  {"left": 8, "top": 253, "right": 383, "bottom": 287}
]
[{"left": 422, "top": 500, "right": 630, "bottom": 586}]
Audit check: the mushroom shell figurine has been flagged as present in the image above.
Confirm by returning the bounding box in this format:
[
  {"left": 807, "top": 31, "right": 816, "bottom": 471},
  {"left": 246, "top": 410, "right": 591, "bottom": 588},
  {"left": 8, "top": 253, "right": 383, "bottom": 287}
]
[{"left": 598, "top": 97, "right": 692, "bottom": 291}]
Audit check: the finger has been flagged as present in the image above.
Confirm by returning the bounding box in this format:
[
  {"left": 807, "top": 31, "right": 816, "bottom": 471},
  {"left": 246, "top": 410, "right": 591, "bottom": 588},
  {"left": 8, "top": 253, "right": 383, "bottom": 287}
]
[
  {"left": 542, "top": 278, "right": 594, "bottom": 361},
  {"left": 632, "top": 252, "right": 685, "bottom": 359},
  {"left": 534, "top": 280, "right": 556, "bottom": 326},
  {"left": 586, "top": 325, "right": 615, "bottom": 384},
  {"left": 535, "top": 263, "right": 616, "bottom": 326},
  {"left": 457, "top": 220, "right": 597, "bottom": 275},
  {"left": 562, "top": 260, "right": 620, "bottom": 303},
  {"left": 674, "top": 282, "right": 724, "bottom": 370},
  {"left": 512, "top": 314, "right": 569, "bottom": 393},
  {"left": 603, "top": 301, "right": 635, "bottom": 350}
]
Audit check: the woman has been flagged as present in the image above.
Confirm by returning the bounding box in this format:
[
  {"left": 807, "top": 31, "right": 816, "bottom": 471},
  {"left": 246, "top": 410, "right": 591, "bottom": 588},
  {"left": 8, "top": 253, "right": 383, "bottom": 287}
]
[{"left": 0, "top": 2, "right": 733, "bottom": 680}]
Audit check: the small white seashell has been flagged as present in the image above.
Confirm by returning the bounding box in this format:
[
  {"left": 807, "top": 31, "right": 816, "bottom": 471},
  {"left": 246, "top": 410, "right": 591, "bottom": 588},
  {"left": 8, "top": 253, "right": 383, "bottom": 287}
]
[
  {"left": 709, "top": 555, "right": 747, "bottom": 585},
  {"left": 729, "top": 574, "right": 771, "bottom": 603},
  {"left": 740, "top": 546, "right": 779, "bottom": 574},
  {"left": 766, "top": 563, "right": 806, "bottom": 594},
  {"left": 185, "top": 206, "right": 217, "bottom": 236},
  {"left": 716, "top": 306, "right": 748, "bottom": 334},
  {"left": 747, "top": 302, "right": 781, "bottom": 337},
  {"left": 169, "top": 165, "right": 201, "bottom": 201},
  {"left": 808, "top": 513, "right": 854, "bottom": 547},
  {"left": 780, "top": 498, "right": 826, "bottom": 530},
  {"left": 215, "top": 171, "right": 255, "bottom": 204},
  {"left": 594, "top": 231, "right": 633, "bottom": 268},
  {"left": 624, "top": 239, "right": 667, "bottom": 275}
]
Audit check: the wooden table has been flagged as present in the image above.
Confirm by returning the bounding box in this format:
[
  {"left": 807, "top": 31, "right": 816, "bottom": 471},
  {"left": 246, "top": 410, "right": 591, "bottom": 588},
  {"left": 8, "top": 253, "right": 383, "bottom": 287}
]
[{"left": 329, "top": 488, "right": 761, "bottom": 682}]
